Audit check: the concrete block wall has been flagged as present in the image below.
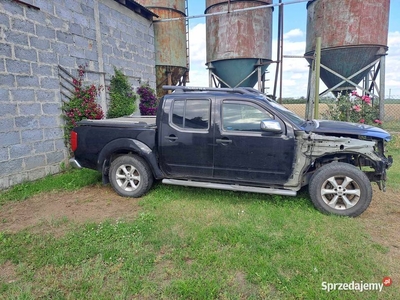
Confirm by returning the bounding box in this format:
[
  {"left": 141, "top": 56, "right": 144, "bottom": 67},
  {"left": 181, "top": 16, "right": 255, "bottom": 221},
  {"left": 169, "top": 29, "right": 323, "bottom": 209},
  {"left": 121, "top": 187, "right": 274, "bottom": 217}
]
[{"left": 0, "top": 0, "right": 156, "bottom": 190}]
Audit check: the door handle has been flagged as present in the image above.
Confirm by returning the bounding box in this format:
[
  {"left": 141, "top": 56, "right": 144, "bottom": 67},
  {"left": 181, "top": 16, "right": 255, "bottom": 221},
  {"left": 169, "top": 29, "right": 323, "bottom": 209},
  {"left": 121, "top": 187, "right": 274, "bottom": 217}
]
[
  {"left": 216, "top": 138, "right": 232, "bottom": 144},
  {"left": 165, "top": 135, "right": 178, "bottom": 141}
]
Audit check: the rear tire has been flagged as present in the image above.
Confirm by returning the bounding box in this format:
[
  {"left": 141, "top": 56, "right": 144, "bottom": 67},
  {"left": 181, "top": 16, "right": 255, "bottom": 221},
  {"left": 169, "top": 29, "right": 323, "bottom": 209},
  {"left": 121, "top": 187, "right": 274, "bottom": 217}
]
[
  {"left": 309, "top": 162, "right": 372, "bottom": 217},
  {"left": 109, "top": 154, "right": 153, "bottom": 197}
]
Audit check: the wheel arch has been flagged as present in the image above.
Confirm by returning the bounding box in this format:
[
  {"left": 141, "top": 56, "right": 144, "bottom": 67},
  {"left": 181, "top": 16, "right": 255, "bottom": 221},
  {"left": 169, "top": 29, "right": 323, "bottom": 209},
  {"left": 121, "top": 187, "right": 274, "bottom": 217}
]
[
  {"left": 97, "top": 138, "right": 164, "bottom": 183},
  {"left": 312, "top": 151, "right": 381, "bottom": 172}
]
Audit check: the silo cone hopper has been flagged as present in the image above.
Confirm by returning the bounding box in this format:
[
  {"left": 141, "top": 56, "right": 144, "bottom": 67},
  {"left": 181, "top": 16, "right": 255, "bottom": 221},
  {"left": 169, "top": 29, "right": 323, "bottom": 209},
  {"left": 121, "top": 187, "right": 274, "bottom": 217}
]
[
  {"left": 211, "top": 59, "right": 270, "bottom": 88},
  {"left": 206, "top": 0, "right": 273, "bottom": 89},
  {"left": 305, "top": 46, "right": 386, "bottom": 94},
  {"left": 305, "top": 0, "right": 389, "bottom": 95}
]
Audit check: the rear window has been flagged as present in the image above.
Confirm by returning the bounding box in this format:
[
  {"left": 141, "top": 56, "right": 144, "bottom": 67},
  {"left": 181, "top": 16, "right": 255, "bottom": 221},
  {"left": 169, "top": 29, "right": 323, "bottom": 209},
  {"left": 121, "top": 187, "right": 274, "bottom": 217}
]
[{"left": 171, "top": 99, "right": 210, "bottom": 130}]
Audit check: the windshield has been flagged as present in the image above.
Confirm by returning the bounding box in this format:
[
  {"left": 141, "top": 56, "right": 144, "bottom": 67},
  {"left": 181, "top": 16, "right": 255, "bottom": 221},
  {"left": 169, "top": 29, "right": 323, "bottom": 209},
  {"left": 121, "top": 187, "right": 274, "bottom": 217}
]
[{"left": 265, "top": 98, "right": 306, "bottom": 127}]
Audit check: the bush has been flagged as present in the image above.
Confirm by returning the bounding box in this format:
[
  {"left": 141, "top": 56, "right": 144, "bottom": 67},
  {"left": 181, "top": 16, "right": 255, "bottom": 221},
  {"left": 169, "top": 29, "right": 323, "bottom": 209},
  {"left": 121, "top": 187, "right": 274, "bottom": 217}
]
[
  {"left": 107, "top": 67, "right": 137, "bottom": 118},
  {"left": 62, "top": 65, "right": 104, "bottom": 149},
  {"left": 137, "top": 84, "right": 158, "bottom": 116},
  {"left": 322, "top": 91, "right": 382, "bottom": 126}
]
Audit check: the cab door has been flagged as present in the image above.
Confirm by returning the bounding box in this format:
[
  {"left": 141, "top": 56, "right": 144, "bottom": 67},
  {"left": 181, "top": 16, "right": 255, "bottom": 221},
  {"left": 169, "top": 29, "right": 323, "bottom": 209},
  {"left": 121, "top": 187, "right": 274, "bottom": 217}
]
[
  {"left": 159, "top": 97, "right": 214, "bottom": 178},
  {"left": 213, "top": 100, "right": 295, "bottom": 184}
]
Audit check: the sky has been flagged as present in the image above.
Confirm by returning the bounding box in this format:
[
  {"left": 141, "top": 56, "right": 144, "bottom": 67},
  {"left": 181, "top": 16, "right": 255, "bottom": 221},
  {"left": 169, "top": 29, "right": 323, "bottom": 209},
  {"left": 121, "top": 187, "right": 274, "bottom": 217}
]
[{"left": 185, "top": 0, "right": 400, "bottom": 98}]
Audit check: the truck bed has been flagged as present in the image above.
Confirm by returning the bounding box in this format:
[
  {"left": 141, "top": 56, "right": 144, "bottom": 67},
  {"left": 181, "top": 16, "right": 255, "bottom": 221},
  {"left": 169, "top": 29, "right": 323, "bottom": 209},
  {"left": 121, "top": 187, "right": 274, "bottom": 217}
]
[{"left": 78, "top": 116, "right": 157, "bottom": 127}]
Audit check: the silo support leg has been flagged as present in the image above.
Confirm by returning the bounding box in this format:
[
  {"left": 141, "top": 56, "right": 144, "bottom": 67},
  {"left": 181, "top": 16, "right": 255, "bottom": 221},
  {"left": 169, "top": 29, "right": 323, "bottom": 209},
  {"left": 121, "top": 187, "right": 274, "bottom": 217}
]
[
  {"left": 379, "top": 55, "right": 386, "bottom": 121},
  {"left": 306, "top": 37, "right": 321, "bottom": 120},
  {"left": 319, "top": 58, "right": 381, "bottom": 98},
  {"left": 211, "top": 72, "right": 232, "bottom": 88},
  {"left": 313, "top": 37, "right": 321, "bottom": 119},
  {"left": 208, "top": 64, "right": 213, "bottom": 87},
  {"left": 234, "top": 69, "right": 258, "bottom": 88},
  {"left": 306, "top": 66, "right": 313, "bottom": 120},
  {"left": 307, "top": 64, "right": 316, "bottom": 120},
  {"left": 167, "top": 72, "right": 172, "bottom": 86}
]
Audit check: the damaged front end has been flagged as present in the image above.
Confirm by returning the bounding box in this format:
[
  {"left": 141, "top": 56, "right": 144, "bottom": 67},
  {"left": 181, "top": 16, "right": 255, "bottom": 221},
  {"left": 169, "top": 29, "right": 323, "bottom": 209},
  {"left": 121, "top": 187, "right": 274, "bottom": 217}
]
[
  {"left": 287, "top": 132, "right": 392, "bottom": 191},
  {"left": 355, "top": 137, "right": 393, "bottom": 191}
]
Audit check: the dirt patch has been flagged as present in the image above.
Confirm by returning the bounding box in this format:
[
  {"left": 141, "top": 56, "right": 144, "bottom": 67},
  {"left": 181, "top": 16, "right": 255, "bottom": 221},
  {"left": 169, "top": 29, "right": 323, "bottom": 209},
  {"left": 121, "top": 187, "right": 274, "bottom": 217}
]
[
  {"left": 0, "top": 261, "right": 18, "bottom": 284},
  {"left": 359, "top": 186, "right": 400, "bottom": 284},
  {"left": 0, "top": 185, "right": 141, "bottom": 236}
]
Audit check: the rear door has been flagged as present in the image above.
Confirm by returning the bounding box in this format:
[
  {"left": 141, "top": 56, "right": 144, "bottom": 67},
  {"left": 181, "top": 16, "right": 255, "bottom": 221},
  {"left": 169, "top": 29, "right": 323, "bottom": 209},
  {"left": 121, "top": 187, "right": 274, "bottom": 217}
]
[
  {"left": 159, "top": 96, "right": 214, "bottom": 178},
  {"left": 213, "top": 99, "right": 295, "bottom": 184}
]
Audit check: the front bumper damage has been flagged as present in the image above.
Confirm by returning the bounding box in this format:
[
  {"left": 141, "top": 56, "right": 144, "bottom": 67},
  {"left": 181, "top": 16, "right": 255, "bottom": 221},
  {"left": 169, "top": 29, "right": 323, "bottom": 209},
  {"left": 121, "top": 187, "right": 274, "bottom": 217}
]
[{"left": 285, "top": 132, "right": 392, "bottom": 190}]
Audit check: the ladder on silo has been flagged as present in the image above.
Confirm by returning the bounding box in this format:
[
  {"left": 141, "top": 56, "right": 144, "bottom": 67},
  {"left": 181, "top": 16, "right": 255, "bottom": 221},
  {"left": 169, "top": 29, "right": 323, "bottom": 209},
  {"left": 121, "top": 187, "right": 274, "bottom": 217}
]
[{"left": 185, "top": 0, "right": 190, "bottom": 83}]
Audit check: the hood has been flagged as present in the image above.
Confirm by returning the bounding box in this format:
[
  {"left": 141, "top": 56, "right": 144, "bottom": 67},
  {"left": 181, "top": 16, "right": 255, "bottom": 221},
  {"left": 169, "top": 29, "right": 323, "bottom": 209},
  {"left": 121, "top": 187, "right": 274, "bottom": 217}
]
[{"left": 310, "top": 120, "right": 391, "bottom": 141}]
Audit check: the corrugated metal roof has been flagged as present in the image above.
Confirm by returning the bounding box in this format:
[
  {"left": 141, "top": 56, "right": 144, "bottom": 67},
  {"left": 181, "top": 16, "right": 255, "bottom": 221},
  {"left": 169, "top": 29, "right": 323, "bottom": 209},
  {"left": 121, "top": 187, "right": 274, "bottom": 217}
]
[{"left": 113, "top": 0, "right": 159, "bottom": 20}]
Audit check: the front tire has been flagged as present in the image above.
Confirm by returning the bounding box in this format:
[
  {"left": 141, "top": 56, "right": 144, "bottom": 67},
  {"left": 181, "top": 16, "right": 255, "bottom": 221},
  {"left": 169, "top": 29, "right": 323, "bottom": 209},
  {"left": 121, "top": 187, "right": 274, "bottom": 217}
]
[
  {"left": 109, "top": 154, "right": 153, "bottom": 197},
  {"left": 309, "top": 162, "right": 372, "bottom": 217}
]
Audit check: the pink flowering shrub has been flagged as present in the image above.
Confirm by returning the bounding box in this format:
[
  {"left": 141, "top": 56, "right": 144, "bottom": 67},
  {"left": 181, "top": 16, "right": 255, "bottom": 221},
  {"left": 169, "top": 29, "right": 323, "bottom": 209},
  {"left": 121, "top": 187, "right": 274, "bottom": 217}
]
[
  {"left": 137, "top": 84, "right": 158, "bottom": 116},
  {"left": 62, "top": 65, "right": 104, "bottom": 148},
  {"left": 323, "top": 91, "right": 382, "bottom": 126}
]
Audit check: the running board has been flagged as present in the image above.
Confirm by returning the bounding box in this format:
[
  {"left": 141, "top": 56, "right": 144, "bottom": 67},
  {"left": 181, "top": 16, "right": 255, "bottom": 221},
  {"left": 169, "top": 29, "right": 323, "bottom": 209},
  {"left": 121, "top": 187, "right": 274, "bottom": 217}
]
[{"left": 162, "top": 179, "right": 297, "bottom": 196}]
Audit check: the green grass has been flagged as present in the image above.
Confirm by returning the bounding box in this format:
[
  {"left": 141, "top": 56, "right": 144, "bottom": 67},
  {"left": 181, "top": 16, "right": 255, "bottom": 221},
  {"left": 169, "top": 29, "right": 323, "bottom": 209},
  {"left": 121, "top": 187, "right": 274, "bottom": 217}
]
[
  {"left": 383, "top": 120, "right": 400, "bottom": 133},
  {"left": 0, "top": 168, "right": 101, "bottom": 206},
  {"left": 1, "top": 185, "right": 398, "bottom": 299},
  {"left": 0, "top": 140, "right": 399, "bottom": 299},
  {"left": 387, "top": 133, "right": 400, "bottom": 189}
]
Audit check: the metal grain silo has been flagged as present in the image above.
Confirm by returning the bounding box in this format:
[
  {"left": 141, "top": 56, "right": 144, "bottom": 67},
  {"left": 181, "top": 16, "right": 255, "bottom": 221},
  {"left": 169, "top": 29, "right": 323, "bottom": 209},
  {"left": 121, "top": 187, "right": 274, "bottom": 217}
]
[
  {"left": 206, "top": 0, "right": 273, "bottom": 88},
  {"left": 136, "top": 0, "right": 189, "bottom": 96},
  {"left": 305, "top": 0, "right": 390, "bottom": 93}
]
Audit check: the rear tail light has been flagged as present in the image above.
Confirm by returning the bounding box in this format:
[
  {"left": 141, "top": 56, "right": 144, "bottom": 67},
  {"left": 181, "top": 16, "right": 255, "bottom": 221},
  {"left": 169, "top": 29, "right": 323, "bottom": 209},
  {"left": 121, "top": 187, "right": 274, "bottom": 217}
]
[{"left": 70, "top": 131, "right": 78, "bottom": 152}]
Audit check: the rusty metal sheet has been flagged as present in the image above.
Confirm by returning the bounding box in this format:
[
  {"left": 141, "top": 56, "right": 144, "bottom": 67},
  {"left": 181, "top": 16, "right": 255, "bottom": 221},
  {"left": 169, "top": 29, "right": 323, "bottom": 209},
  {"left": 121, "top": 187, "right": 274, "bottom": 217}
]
[
  {"left": 306, "top": 0, "right": 390, "bottom": 52},
  {"left": 135, "top": 0, "right": 188, "bottom": 93},
  {"left": 135, "top": 1, "right": 187, "bottom": 67},
  {"left": 205, "top": 0, "right": 273, "bottom": 87},
  {"left": 206, "top": 0, "right": 271, "bottom": 10},
  {"left": 206, "top": 0, "right": 273, "bottom": 63},
  {"left": 305, "top": 0, "right": 389, "bottom": 91},
  {"left": 151, "top": 7, "right": 187, "bottom": 67},
  {"left": 156, "top": 65, "right": 187, "bottom": 96}
]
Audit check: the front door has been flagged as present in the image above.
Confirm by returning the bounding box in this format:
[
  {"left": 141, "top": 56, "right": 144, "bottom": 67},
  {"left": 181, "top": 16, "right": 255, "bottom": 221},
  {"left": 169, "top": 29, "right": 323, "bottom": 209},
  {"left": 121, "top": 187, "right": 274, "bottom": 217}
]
[
  {"left": 213, "top": 100, "right": 295, "bottom": 184},
  {"left": 159, "top": 97, "right": 214, "bottom": 178}
]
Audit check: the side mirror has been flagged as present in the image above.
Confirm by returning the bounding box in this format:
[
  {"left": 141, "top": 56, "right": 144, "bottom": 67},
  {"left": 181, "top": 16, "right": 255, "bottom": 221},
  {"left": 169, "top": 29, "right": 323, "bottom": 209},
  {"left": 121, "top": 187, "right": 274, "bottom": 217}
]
[{"left": 260, "top": 120, "right": 282, "bottom": 133}]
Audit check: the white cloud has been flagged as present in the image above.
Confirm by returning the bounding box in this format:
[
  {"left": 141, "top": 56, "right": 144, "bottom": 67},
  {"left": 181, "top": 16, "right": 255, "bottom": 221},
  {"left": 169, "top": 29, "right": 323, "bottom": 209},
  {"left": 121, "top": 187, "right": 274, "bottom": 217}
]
[
  {"left": 187, "top": 68, "right": 208, "bottom": 87},
  {"left": 386, "top": 31, "right": 400, "bottom": 97},
  {"left": 283, "top": 28, "right": 304, "bottom": 39},
  {"left": 187, "top": 23, "right": 208, "bottom": 87},
  {"left": 188, "top": 23, "right": 206, "bottom": 65},
  {"left": 388, "top": 31, "right": 400, "bottom": 50},
  {"left": 268, "top": 30, "right": 309, "bottom": 97}
]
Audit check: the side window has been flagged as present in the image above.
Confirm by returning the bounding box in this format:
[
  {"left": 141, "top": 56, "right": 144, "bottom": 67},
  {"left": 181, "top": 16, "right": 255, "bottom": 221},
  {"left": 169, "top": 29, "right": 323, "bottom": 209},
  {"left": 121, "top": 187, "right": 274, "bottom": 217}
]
[
  {"left": 222, "top": 102, "right": 273, "bottom": 131},
  {"left": 171, "top": 99, "right": 210, "bottom": 130}
]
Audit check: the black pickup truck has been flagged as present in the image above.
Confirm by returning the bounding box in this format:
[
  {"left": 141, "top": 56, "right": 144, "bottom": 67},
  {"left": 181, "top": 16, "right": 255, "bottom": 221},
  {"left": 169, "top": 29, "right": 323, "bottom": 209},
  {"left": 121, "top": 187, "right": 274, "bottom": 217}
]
[{"left": 69, "top": 86, "right": 393, "bottom": 217}]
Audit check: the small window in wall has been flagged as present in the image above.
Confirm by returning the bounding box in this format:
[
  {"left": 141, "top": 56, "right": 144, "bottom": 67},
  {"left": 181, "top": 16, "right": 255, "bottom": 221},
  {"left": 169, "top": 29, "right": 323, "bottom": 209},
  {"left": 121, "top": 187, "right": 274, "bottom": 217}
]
[
  {"left": 222, "top": 102, "right": 273, "bottom": 131},
  {"left": 171, "top": 99, "right": 210, "bottom": 130}
]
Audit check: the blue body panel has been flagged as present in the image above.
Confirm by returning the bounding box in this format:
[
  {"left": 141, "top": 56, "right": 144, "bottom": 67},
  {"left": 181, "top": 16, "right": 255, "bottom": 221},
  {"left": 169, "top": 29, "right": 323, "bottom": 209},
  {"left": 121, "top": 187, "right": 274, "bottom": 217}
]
[{"left": 311, "top": 120, "right": 391, "bottom": 141}]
